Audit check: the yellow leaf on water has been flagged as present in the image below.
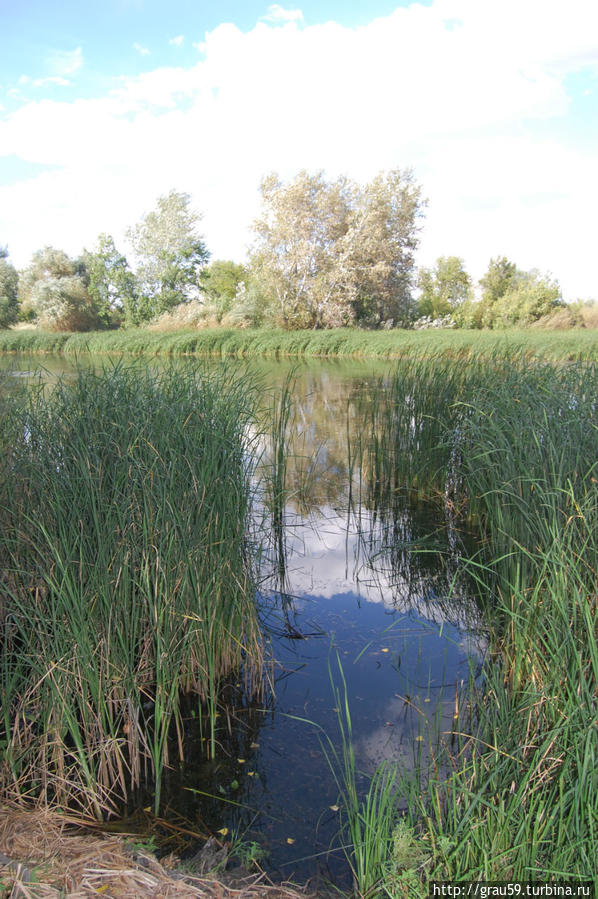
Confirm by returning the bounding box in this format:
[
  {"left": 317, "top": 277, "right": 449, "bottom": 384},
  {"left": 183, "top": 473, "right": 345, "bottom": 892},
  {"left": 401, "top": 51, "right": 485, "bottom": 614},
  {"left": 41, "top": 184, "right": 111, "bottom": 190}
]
[
  {"left": 248, "top": 771, "right": 257, "bottom": 777},
  {"left": 237, "top": 758, "right": 246, "bottom": 764},
  {"left": 329, "top": 805, "right": 339, "bottom": 812},
  {"left": 415, "top": 735, "right": 424, "bottom": 742},
  {"left": 250, "top": 742, "right": 259, "bottom": 749},
  {"left": 286, "top": 837, "right": 295, "bottom": 844},
  {"left": 217, "top": 827, "right": 229, "bottom": 836},
  {"left": 381, "top": 648, "right": 390, "bottom": 653}
]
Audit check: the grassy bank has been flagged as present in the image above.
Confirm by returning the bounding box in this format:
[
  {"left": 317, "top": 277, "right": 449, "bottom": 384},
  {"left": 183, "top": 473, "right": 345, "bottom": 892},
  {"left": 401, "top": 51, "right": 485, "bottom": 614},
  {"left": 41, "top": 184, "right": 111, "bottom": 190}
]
[
  {"left": 1, "top": 326, "right": 598, "bottom": 361},
  {"left": 345, "top": 358, "right": 598, "bottom": 892},
  {"left": 0, "top": 363, "right": 266, "bottom": 818}
]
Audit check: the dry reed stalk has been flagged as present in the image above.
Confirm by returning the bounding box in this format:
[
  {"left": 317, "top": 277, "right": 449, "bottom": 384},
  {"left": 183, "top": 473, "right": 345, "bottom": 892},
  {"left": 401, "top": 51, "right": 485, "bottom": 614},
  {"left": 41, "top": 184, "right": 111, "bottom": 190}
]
[{"left": 0, "top": 805, "right": 316, "bottom": 899}]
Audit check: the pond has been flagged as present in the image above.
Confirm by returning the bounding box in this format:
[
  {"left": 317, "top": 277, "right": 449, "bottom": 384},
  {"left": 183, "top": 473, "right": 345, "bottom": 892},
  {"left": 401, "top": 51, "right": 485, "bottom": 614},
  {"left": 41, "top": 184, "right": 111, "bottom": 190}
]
[{"left": 0, "top": 355, "right": 485, "bottom": 886}]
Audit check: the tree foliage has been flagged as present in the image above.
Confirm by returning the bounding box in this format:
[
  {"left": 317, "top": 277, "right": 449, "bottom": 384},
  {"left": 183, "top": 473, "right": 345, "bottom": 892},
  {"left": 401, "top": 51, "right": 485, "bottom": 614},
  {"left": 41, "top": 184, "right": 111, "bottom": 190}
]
[
  {"left": 19, "top": 246, "right": 101, "bottom": 331},
  {"left": 126, "top": 190, "right": 209, "bottom": 321},
  {"left": 0, "top": 246, "right": 19, "bottom": 328},
  {"left": 83, "top": 234, "right": 137, "bottom": 327},
  {"left": 199, "top": 260, "right": 247, "bottom": 322},
  {"left": 490, "top": 272, "right": 562, "bottom": 327},
  {"left": 417, "top": 256, "right": 472, "bottom": 319},
  {"left": 248, "top": 169, "right": 424, "bottom": 329},
  {"left": 470, "top": 257, "right": 563, "bottom": 328}
]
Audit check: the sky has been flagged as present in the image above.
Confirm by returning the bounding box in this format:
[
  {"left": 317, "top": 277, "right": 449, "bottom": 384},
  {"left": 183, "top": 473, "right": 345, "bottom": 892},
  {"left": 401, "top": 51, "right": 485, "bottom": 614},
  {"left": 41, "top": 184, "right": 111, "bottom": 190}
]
[{"left": 1, "top": 0, "right": 597, "bottom": 300}]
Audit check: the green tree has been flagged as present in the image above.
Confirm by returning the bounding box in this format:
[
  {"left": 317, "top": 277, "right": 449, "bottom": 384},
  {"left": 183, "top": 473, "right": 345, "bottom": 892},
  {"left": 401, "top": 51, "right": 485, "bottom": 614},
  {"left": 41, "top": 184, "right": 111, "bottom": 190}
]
[
  {"left": 19, "top": 246, "right": 101, "bottom": 331},
  {"left": 479, "top": 255, "right": 519, "bottom": 304},
  {"left": 199, "top": 259, "right": 247, "bottom": 321},
  {"left": 126, "top": 190, "right": 209, "bottom": 321},
  {"left": 491, "top": 271, "right": 562, "bottom": 327},
  {"left": 249, "top": 169, "right": 424, "bottom": 329},
  {"left": 473, "top": 256, "right": 521, "bottom": 327},
  {"left": 83, "top": 234, "right": 137, "bottom": 326},
  {"left": 0, "top": 246, "right": 19, "bottom": 328},
  {"left": 474, "top": 257, "right": 562, "bottom": 328},
  {"left": 416, "top": 256, "right": 472, "bottom": 319}
]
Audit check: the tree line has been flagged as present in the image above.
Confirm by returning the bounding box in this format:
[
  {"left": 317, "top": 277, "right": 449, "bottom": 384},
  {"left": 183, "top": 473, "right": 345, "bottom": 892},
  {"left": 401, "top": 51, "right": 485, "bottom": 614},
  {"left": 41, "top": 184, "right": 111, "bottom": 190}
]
[{"left": 0, "top": 171, "right": 583, "bottom": 333}]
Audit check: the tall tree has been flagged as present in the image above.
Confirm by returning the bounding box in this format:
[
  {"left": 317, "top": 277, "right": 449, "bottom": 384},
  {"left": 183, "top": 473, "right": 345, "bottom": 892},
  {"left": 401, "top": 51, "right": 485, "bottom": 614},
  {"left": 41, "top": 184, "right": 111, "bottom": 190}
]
[
  {"left": 83, "top": 234, "right": 137, "bottom": 326},
  {"left": 126, "top": 190, "right": 209, "bottom": 321},
  {"left": 0, "top": 246, "right": 19, "bottom": 328},
  {"left": 19, "top": 246, "right": 100, "bottom": 331},
  {"left": 249, "top": 169, "right": 424, "bottom": 329},
  {"left": 349, "top": 169, "right": 424, "bottom": 327},
  {"left": 417, "top": 256, "right": 472, "bottom": 319},
  {"left": 479, "top": 256, "right": 520, "bottom": 305}
]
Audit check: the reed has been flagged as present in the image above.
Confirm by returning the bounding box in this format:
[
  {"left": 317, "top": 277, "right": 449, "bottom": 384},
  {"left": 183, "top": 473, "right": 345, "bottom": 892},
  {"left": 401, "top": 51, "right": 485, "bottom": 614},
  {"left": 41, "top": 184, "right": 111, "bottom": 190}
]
[
  {"left": 0, "top": 362, "right": 266, "bottom": 817},
  {"left": 2, "top": 327, "right": 598, "bottom": 362},
  {"left": 345, "top": 356, "right": 598, "bottom": 891}
]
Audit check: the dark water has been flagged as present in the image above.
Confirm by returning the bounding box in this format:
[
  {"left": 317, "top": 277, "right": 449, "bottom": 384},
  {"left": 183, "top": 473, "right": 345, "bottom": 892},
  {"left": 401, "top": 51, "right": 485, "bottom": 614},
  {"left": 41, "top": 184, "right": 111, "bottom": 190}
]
[{"left": 0, "top": 355, "right": 485, "bottom": 885}]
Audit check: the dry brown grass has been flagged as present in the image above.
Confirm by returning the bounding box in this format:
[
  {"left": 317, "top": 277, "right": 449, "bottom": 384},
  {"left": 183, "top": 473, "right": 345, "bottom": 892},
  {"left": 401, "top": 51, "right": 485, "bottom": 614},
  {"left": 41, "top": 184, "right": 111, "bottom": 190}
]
[
  {"left": 580, "top": 303, "right": 598, "bottom": 328},
  {"left": 0, "top": 805, "right": 316, "bottom": 899},
  {"left": 146, "top": 302, "right": 219, "bottom": 332}
]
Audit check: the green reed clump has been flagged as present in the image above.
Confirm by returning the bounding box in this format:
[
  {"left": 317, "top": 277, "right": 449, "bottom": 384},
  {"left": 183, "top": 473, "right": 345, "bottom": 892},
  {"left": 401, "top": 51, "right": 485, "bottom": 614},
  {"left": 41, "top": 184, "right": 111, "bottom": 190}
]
[
  {"left": 455, "top": 361, "right": 598, "bottom": 591},
  {"left": 338, "top": 356, "right": 598, "bottom": 891},
  {"left": 371, "top": 359, "right": 598, "bottom": 889},
  {"left": 0, "top": 363, "right": 266, "bottom": 818},
  {"left": 392, "top": 484, "right": 598, "bottom": 885},
  {"left": 355, "top": 354, "right": 491, "bottom": 508}
]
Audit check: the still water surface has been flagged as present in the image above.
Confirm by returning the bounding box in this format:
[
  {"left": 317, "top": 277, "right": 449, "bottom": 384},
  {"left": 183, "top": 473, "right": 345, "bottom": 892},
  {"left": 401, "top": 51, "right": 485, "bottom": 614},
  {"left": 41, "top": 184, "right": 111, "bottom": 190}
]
[{"left": 1, "top": 355, "right": 484, "bottom": 884}]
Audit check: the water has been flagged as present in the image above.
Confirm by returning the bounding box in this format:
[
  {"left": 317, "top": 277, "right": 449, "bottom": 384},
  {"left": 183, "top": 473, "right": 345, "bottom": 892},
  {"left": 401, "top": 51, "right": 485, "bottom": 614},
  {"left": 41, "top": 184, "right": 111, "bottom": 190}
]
[{"left": 0, "top": 355, "right": 485, "bottom": 884}]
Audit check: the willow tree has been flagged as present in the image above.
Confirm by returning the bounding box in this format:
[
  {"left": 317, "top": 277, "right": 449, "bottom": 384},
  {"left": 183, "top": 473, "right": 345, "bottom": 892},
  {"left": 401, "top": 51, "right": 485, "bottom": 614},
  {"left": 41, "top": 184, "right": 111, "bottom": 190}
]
[
  {"left": 18, "top": 246, "right": 101, "bottom": 331},
  {"left": 249, "top": 169, "right": 425, "bottom": 329}
]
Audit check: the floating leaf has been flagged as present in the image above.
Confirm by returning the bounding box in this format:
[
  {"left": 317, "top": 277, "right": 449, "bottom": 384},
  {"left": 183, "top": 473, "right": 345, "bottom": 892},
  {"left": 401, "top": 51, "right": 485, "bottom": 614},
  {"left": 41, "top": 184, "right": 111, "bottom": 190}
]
[
  {"left": 286, "top": 837, "right": 295, "bottom": 844},
  {"left": 217, "top": 827, "right": 229, "bottom": 837},
  {"left": 381, "top": 648, "right": 390, "bottom": 653},
  {"left": 250, "top": 742, "right": 259, "bottom": 749},
  {"left": 248, "top": 771, "right": 258, "bottom": 777},
  {"left": 230, "top": 779, "right": 239, "bottom": 791},
  {"left": 329, "top": 804, "right": 339, "bottom": 812},
  {"left": 415, "top": 735, "right": 424, "bottom": 742},
  {"left": 237, "top": 758, "right": 246, "bottom": 764}
]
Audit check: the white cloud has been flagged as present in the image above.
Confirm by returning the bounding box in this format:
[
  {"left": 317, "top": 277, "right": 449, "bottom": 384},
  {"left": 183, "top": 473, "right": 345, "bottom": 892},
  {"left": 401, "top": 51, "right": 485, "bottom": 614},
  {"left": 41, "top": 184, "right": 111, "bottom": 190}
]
[
  {"left": 47, "top": 47, "right": 83, "bottom": 77},
  {"left": 169, "top": 35, "right": 184, "bottom": 47},
  {"left": 0, "top": 0, "right": 597, "bottom": 299},
  {"left": 260, "top": 4, "right": 304, "bottom": 24},
  {"left": 19, "top": 74, "right": 71, "bottom": 88},
  {"left": 133, "top": 42, "right": 150, "bottom": 56}
]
